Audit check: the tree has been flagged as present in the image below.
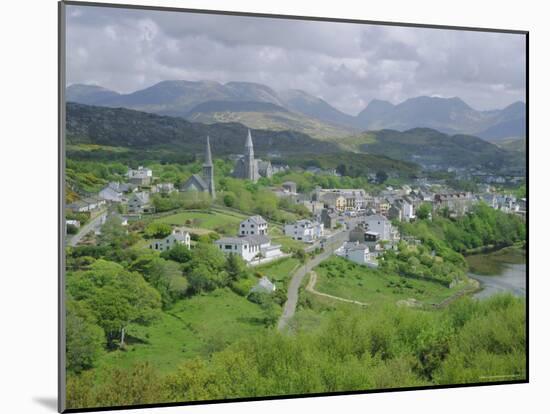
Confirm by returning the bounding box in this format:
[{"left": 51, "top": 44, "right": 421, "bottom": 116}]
[
  {"left": 376, "top": 170, "right": 389, "bottom": 184},
  {"left": 160, "top": 243, "right": 192, "bottom": 264},
  {"left": 144, "top": 222, "right": 172, "bottom": 239},
  {"left": 66, "top": 300, "right": 105, "bottom": 373},
  {"left": 99, "top": 216, "right": 138, "bottom": 249},
  {"left": 225, "top": 253, "right": 248, "bottom": 282},
  {"left": 67, "top": 260, "right": 162, "bottom": 347},
  {"left": 416, "top": 203, "right": 432, "bottom": 220},
  {"left": 223, "top": 193, "right": 237, "bottom": 208},
  {"left": 183, "top": 243, "right": 228, "bottom": 294}
]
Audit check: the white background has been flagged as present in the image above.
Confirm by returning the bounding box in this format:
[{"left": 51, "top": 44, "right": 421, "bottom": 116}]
[{"left": 0, "top": 0, "right": 545, "bottom": 413}]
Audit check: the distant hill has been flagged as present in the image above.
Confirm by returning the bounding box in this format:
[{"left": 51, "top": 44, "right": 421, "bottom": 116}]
[
  {"left": 493, "top": 137, "right": 526, "bottom": 154},
  {"left": 65, "top": 103, "right": 419, "bottom": 176},
  {"left": 354, "top": 97, "right": 526, "bottom": 141},
  {"left": 66, "top": 84, "right": 120, "bottom": 105},
  {"left": 336, "top": 128, "right": 525, "bottom": 172},
  {"left": 66, "top": 81, "right": 526, "bottom": 141},
  {"left": 67, "top": 81, "right": 354, "bottom": 139},
  {"left": 66, "top": 102, "right": 340, "bottom": 156},
  {"left": 184, "top": 100, "right": 355, "bottom": 139},
  {"left": 278, "top": 89, "right": 358, "bottom": 128}
]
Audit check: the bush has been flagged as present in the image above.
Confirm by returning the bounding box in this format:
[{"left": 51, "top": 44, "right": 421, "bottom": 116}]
[{"left": 144, "top": 222, "right": 172, "bottom": 239}]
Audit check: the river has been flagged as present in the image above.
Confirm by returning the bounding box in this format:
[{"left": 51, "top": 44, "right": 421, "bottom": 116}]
[{"left": 465, "top": 247, "right": 526, "bottom": 300}]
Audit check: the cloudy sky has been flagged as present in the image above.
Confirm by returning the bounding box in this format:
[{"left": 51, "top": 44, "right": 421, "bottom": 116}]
[{"left": 65, "top": 4, "right": 526, "bottom": 115}]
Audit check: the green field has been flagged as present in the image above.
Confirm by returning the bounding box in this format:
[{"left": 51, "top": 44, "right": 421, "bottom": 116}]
[
  {"left": 313, "top": 257, "right": 467, "bottom": 308},
  {"left": 255, "top": 257, "right": 300, "bottom": 286},
  {"left": 152, "top": 210, "right": 246, "bottom": 235},
  {"left": 95, "top": 287, "right": 270, "bottom": 375}
]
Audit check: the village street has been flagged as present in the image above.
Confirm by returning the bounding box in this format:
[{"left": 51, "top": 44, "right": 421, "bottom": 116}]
[
  {"left": 67, "top": 210, "right": 107, "bottom": 247},
  {"left": 277, "top": 226, "right": 350, "bottom": 331}
]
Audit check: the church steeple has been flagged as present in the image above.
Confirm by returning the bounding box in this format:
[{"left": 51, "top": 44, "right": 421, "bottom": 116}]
[
  {"left": 204, "top": 135, "right": 213, "bottom": 167},
  {"left": 245, "top": 129, "right": 254, "bottom": 158},
  {"left": 202, "top": 136, "right": 215, "bottom": 199}
]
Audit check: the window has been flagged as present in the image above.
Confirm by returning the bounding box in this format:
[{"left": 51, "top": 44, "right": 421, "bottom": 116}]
[{"left": 225, "top": 245, "right": 233, "bottom": 250}]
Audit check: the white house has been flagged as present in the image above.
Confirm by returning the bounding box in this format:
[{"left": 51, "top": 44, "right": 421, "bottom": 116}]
[
  {"left": 214, "top": 234, "right": 283, "bottom": 263},
  {"left": 239, "top": 215, "right": 268, "bottom": 236},
  {"left": 335, "top": 241, "right": 377, "bottom": 267},
  {"left": 284, "top": 219, "right": 324, "bottom": 243},
  {"left": 364, "top": 214, "right": 394, "bottom": 241},
  {"left": 149, "top": 227, "right": 191, "bottom": 252}
]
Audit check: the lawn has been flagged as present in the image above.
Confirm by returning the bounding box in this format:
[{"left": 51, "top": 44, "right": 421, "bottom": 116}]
[
  {"left": 95, "top": 287, "right": 270, "bottom": 375},
  {"left": 255, "top": 257, "right": 300, "bottom": 286},
  {"left": 313, "top": 256, "right": 466, "bottom": 308},
  {"left": 152, "top": 210, "right": 245, "bottom": 235}
]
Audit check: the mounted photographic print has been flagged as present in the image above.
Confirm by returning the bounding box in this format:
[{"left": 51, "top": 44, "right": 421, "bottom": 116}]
[{"left": 59, "top": 1, "right": 528, "bottom": 412}]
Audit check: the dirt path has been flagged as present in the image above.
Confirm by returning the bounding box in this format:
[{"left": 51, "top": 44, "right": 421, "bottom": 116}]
[{"left": 306, "top": 271, "right": 369, "bottom": 307}]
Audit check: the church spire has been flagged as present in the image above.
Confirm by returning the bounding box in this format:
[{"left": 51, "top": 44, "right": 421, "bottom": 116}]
[
  {"left": 204, "top": 135, "right": 213, "bottom": 166},
  {"left": 202, "top": 136, "right": 215, "bottom": 199}
]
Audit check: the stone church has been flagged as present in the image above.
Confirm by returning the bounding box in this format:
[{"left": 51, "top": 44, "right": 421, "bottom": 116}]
[
  {"left": 180, "top": 136, "right": 216, "bottom": 199},
  {"left": 233, "top": 130, "right": 272, "bottom": 183}
]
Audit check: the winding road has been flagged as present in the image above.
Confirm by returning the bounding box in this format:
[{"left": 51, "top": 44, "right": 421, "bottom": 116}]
[
  {"left": 277, "top": 228, "right": 350, "bottom": 331},
  {"left": 67, "top": 210, "right": 107, "bottom": 247}
]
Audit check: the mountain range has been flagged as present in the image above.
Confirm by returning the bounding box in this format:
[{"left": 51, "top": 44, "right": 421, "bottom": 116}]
[{"left": 66, "top": 80, "right": 526, "bottom": 141}]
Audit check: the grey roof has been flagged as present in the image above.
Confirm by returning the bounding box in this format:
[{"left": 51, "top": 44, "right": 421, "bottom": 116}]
[
  {"left": 182, "top": 174, "right": 208, "bottom": 191},
  {"left": 245, "top": 215, "right": 267, "bottom": 225},
  {"left": 216, "top": 234, "right": 271, "bottom": 246}
]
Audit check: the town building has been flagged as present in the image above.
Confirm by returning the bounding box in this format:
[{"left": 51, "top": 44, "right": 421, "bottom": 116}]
[
  {"left": 127, "top": 191, "right": 153, "bottom": 214},
  {"left": 284, "top": 219, "right": 324, "bottom": 242},
  {"left": 99, "top": 184, "right": 124, "bottom": 203},
  {"left": 321, "top": 208, "right": 338, "bottom": 230},
  {"left": 335, "top": 241, "right": 377, "bottom": 267},
  {"left": 214, "top": 234, "right": 283, "bottom": 263},
  {"left": 67, "top": 196, "right": 106, "bottom": 213},
  {"left": 433, "top": 192, "right": 473, "bottom": 216},
  {"left": 319, "top": 192, "right": 346, "bottom": 212},
  {"left": 233, "top": 130, "right": 272, "bottom": 182},
  {"left": 364, "top": 214, "right": 397, "bottom": 241},
  {"left": 152, "top": 183, "right": 176, "bottom": 194},
  {"left": 315, "top": 188, "right": 367, "bottom": 211},
  {"left": 149, "top": 227, "right": 191, "bottom": 252},
  {"left": 127, "top": 166, "right": 153, "bottom": 186},
  {"left": 239, "top": 215, "right": 268, "bottom": 236}
]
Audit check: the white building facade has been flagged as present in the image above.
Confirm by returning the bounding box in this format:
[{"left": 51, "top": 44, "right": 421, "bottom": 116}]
[
  {"left": 239, "top": 215, "right": 268, "bottom": 236},
  {"left": 284, "top": 220, "right": 324, "bottom": 242},
  {"left": 149, "top": 228, "right": 191, "bottom": 252}
]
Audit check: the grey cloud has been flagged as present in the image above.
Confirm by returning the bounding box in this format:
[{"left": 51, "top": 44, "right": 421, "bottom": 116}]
[{"left": 65, "top": 4, "right": 526, "bottom": 115}]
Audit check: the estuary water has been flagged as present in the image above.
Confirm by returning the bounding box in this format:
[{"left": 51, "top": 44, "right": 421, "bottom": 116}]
[{"left": 465, "top": 247, "right": 526, "bottom": 299}]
